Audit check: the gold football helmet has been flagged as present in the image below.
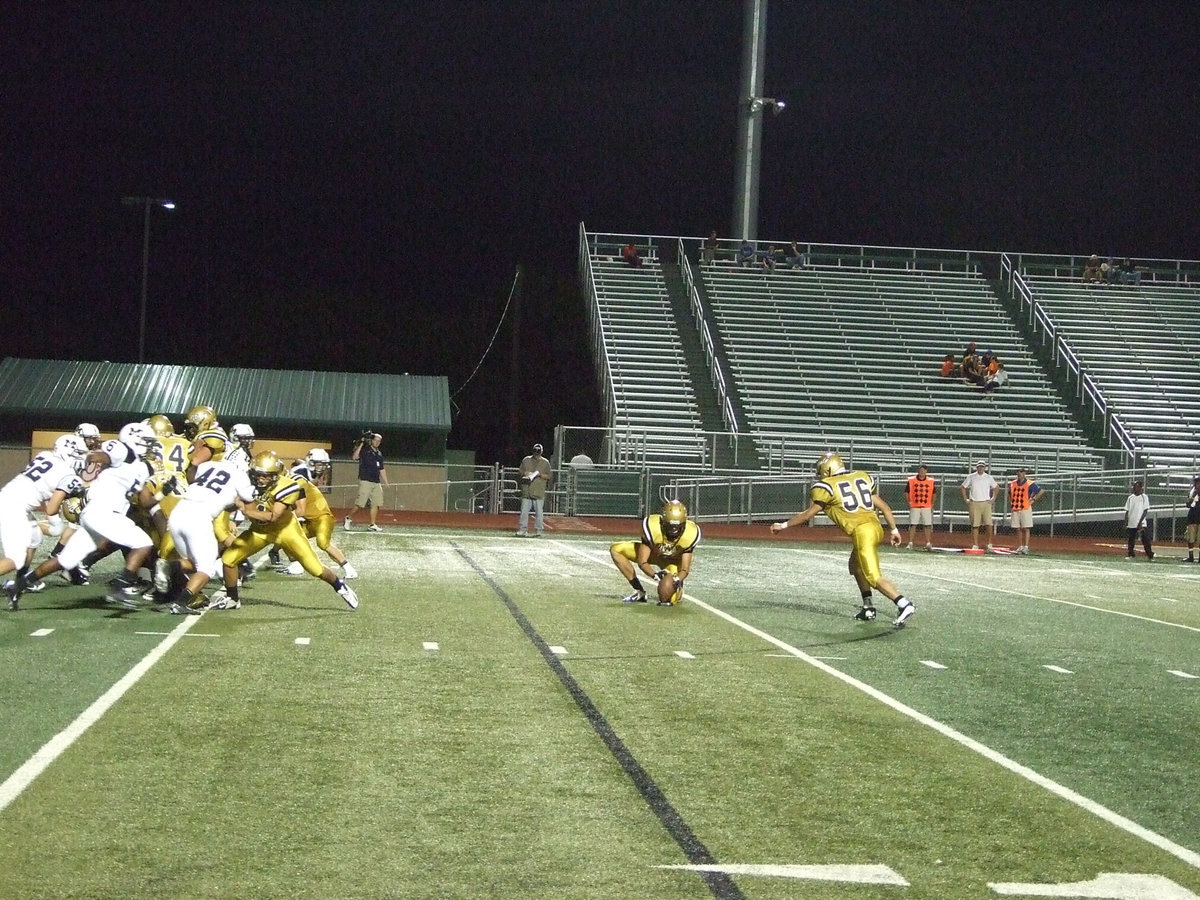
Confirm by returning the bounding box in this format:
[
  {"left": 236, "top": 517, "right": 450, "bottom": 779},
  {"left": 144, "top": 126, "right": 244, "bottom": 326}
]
[
  {"left": 146, "top": 414, "right": 175, "bottom": 438},
  {"left": 661, "top": 500, "right": 688, "bottom": 541},
  {"left": 182, "top": 405, "right": 218, "bottom": 439},
  {"left": 816, "top": 451, "right": 847, "bottom": 478},
  {"left": 249, "top": 450, "right": 284, "bottom": 495}
]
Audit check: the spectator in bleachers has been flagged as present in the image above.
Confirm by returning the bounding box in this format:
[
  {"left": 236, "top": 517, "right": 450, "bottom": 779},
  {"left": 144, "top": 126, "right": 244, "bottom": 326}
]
[
  {"left": 1082, "top": 255, "right": 1102, "bottom": 283},
  {"left": 963, "top": 340, "right": 977, "bottom": 359},
  {"left": 761, "top": 245, "right": 787, "bottom": 272},
  {"left": 981, "top": 362, "right": 1009, "bottom": 394},
  {"left": 785, "top": 240, "right": 806, "bottom": 269},
  {"left": 622, "top": 243, "right": 643, "bottom": 268},
  {"left": 737, "top": 240, "right": 756, "bottom": 268},
  {"left": 1100, "top": 257, "right": 1116, "bottom": 284},
  {"left": 702, "top": 230, "right": 719, "bottom": 265},
  {"left": 961, "top": 349, "right": 985, "bottom": 385},
  {"left": 1119, "top": 257, "right": 1142, "bottom": 285},
  {"left": 940, "top": 354, "right": 961, "bottom": 378},
  {"left": 983, "top": 349, "right": 999, "bottom": 377}
]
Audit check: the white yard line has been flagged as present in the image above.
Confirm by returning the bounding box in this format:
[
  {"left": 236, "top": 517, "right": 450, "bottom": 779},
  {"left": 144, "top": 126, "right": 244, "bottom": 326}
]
[
  {"left": 0, "top": 613, "right": 203, "bottom": 814},
  {"left": 551, "top": 539, "right": 1200, "bottom": 871}
]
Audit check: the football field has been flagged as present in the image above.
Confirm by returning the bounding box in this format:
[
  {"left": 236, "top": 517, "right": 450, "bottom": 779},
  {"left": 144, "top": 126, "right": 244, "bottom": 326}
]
[{"left": 1, "top": 527, "right": 1198, "bottom": 899}]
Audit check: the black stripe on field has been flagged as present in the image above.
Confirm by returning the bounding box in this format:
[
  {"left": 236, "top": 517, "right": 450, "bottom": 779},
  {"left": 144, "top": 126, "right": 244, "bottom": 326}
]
[{"left": 454, "top": 545, "right": 745, "bottom": 900}]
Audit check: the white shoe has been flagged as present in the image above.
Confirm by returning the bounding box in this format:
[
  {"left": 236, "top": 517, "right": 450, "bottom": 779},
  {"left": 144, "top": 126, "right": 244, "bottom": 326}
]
[
  {"left": 209, "top": 595, "right": 241, "bottom": 610},
  {"left": 906, "top": 542, "right": 914, "bottom": 550},
  {"left": 986, "top": 543, "right": 994, "bottom": 551},
  {"left": 343, "top": 516, "right": 352, "bottom": 531},
  {"left": 894, "top": 601, "right": 916, "bottom": 627},
  {"left": 337, "top": 582, "right": 360, "bottom": 610},
  {"left": 368, "top": 524, "right": 383, "bottom": 533},
  {"left": 25, "top": 579, "right": 46, "bottom": 593},
  {"left": 924, "top": 543, "right": 933, "bottom": 551},
  {"left": 341, "top": 562, "right": 358, "bottom": 579},
  {"left": 285, "top": 560, "right": 304, "bottom": 575},
  {"left": 971, "top": 545, "right": 979, "bottom": 551},
  {"left": 153, "top": 558, "right": 171, "bottom": 593}
]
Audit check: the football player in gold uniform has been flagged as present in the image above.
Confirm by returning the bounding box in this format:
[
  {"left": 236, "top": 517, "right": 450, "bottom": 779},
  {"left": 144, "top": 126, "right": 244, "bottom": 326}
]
[
  {"left": 212, "top": 451, "right": 359, "bottom": 610},
  {"left": 610, "top": 499, "right": 700, "bottom": 605},
  {"left": 285, "top": 452, "right": 357, "bottom": 579},
  {"left": 147, "top": 414, "right": 192, "bottom": 480},
  {"left": 771, "top": 452, "right": 915, "bottom": 626}
]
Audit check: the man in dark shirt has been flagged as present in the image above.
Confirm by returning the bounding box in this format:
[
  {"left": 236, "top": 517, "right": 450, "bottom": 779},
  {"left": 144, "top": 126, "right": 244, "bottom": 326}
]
[{"left": 344, "top": 432, "right": 388, "bottom": 532}]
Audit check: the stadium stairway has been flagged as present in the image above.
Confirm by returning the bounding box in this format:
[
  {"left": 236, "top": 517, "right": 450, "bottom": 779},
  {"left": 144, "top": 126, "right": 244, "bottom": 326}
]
[{"left": 660, "top": 260, "right": 762, "bottom": 469}]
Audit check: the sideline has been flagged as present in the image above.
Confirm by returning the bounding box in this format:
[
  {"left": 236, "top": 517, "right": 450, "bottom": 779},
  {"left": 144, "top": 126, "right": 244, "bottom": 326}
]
[
  {"left": 0, "top": 613, "right": 203, "bottom": 813},
  {"left": 553, "top": 539, "right": 1200, "bottom": 871}
]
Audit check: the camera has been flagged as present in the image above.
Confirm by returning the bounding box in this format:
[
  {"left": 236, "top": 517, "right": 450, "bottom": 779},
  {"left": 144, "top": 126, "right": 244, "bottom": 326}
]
[{"left": 360, "top": 428, "right": 375, "bottom": 442}]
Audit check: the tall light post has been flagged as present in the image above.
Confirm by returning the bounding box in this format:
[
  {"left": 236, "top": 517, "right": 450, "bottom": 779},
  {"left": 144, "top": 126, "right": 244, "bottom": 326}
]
[{"left": 121, "top": 196, "right": 175, "bottom": 363}]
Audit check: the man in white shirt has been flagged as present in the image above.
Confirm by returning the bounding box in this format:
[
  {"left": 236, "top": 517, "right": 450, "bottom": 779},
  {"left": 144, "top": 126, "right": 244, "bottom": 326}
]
[
  {"left": 960, "top": 460, "right": 999, "bottom": 551},
  {"left": 1123, "top": 480, "right": 1154, "bottom": 560}
]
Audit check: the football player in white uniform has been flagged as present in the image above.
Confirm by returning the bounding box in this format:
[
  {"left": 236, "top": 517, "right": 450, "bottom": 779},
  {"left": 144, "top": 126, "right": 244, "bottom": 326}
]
[
  {"left": 225, "top": 424, "right": 255, "bottom": 472},
  {"left": 166, "top": 452, "right": 257, "bottom": 612},
  {"left": 10, "top": 437, "right": 156, "bottom": 609},
  {"left": 1, "top": 435, "right": 86, "bottom": 609}
]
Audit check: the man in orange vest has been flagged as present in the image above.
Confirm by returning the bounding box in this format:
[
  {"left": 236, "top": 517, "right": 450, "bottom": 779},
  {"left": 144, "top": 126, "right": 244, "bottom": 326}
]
[
  {"left": 905, "top": 464, "right": 936, "bottom": 550},
  {"left": 1008, "top": 468, "right": 1042, "bottom": 554}
]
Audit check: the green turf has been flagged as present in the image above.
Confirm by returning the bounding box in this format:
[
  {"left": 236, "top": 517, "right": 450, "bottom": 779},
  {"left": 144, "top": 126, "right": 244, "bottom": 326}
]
[{"left": 0, "top": 530, "right": 1197, "bottom": 898}]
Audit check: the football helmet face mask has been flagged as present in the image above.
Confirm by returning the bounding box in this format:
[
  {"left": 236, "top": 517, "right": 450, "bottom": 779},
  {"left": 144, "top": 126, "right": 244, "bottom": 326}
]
[
  {"left": 661, "top": 500, "right": 688, "bottom": 541},
  {"left": 306, "top": 448, "right": 331, "bottom": 477},
  {"left": 230, "top": 423, "right": 255, "bottom": 451},
  {"left": 816, "top": 452, "right": 847, "bottom": 478},
  {"left": 182, "top": 405, "right": 218, "bottom": 439},
  {"left": 249, "top": 450, "right": 285, "bottom": 495},
  {"left": 146, "top": 414, "right": 175, "bottom": 438},
  {"left": 53, "top": 434, "right": 87, "bottom": 465},
  {"left": 75, "top": 422, "right": 101, "bottom": 450}
]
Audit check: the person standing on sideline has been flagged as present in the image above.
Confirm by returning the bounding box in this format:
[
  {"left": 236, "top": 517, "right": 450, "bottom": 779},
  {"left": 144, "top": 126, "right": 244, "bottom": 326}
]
[
  {"left": 345, "top": 431, "right": 387, "bottom": 532},
  {"left": 1185, "top": 476, "right": 1200, "bottom": 563},
  {"left": 771, "top": 451, "right": 915, "bottom": 627},
  {"left": 516, "top": 443, "right": 552, "bottom": 536},
  {"left": 1008, "top": 468, "right": 1042, "bottom": 554},
  {"left": 1123, "top": 480, "right": 1153, "bottom": 559},
  {"left": 961, "top": 460, "right": 999, "bottom": 551},
  {"left": 905, "top": 464, "right": 936, "bottom": 550}
]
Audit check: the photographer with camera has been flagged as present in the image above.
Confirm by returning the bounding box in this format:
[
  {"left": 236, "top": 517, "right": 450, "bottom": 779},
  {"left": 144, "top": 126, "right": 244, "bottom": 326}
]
[{"left": 344, "top": 430, "right": 388, "bottom": 532}]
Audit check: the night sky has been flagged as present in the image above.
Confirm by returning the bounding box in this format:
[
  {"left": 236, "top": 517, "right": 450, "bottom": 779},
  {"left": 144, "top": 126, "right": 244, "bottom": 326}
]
[{"left": 4, "top": 1, "right": 1198, "bottom": 463}]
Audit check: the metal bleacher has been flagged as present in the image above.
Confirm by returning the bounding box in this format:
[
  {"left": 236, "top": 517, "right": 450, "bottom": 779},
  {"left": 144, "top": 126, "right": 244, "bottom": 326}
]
[
  {"left": 585, "top": 246, "right": 708, "bottom": 468},
  {"left": 700, "top": 262, "right": 1105, "bottom": 475},
  {"left": 1019, "top": 273, "right": 1200, "bottom": 468}
]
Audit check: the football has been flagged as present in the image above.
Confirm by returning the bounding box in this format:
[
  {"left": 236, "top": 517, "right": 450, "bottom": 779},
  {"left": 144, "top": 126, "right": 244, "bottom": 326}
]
[{"left": 657, "top": 572, "right": 682, "bottom": 605}]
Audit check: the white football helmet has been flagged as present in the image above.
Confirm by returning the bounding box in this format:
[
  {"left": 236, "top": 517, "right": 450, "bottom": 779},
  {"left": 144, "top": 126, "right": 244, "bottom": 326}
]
[
  {"left": 230, "top": 423, "right": 255, "bottom": 450},
  {"left": 306, "top": 448, "right": 331, "bottom": 477},
  {"left": 75, "top": 422, "right": 101, "bottom": 450},
  {"left": 53, "top": 434, "right": 87, "bottom": 465},
  {"left": 119, "top": 421, "right": 158, "bottom": 456}
]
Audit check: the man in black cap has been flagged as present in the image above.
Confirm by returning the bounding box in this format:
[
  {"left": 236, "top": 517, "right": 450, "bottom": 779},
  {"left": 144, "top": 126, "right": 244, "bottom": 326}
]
[{"left": 516, "top": 443, "right": 552, "bottom": 536}]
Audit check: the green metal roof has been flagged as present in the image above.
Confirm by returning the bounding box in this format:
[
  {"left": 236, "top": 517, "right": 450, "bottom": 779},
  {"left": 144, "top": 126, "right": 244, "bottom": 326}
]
[{"left": 0, "top": 358, "right": 451, "bottom": 433}]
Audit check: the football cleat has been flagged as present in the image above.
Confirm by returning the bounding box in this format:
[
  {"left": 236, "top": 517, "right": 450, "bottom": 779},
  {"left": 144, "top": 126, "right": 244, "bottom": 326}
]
[
  {"left": 208, "top": 596, "right": 240, "bottom": 611},
  {"left": 368, "top": 524, "right": 383, "bottom": 533},
  {"left": 25, "top": 578, "right": 46, "bottom": 594},
  {"left": 343, "top": 516, "right": 353, "bottom": 531},
  {"left": 341, "top": 562, "right": 358, "bottom": 580},
  {"left": 854, "top": 606, "right": 877, "bottom": 621},
  {"left": 286, "top": 561, "right": 304, "bottom": 576},
  {"left": 337, "top": 582, "right": 360, "bottom": 610},
  {"left": 622, "top": 591, "right": 647, "bottom": 603},
  {"left": 894, "top": 601, "right": 916, "bottom": 627},
  {"left": 106, "top": 585, "right": 143, "bottom": 610}
]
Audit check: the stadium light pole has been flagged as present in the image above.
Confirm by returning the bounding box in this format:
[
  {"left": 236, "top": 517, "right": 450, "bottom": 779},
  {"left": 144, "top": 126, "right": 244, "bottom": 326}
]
[
  {"left": 121, "top": 196, "right": 175, "bottom": 363},
  {"left": 732, "top": 0, "right": 783, "bottom": 242}
]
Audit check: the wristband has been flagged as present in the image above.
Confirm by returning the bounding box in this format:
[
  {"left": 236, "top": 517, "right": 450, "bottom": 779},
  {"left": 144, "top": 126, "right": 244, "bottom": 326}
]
[
  {"left": 891, "top": 527, "right": 900, "bottom": 535},
  {"left": 779, "top": 522, "right": 788, "bottom": 529}
]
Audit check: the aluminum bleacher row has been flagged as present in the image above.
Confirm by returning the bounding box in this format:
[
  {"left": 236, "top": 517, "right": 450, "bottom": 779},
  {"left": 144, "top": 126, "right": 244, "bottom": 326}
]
[
  {"left": 700, "top": 264, "right": 1104, "bottom": 474},
  {"left": 1021, "top": 274, "right": 1200, "bottom": 468}
]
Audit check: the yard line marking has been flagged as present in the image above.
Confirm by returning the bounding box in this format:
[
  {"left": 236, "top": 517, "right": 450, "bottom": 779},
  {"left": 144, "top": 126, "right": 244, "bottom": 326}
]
[
  {"left": 990, "top": 872, "right": 1200, "bottom": 898},
  {"left": 549, "top": 645, "right": 568, "bottom": 655},
  {"left": 1160, "top": 597, "right": 1179, "bottom": 603},
  {"left": 675, "top": 650, "right": 696, "bottom": 660},
  {"left": 553, "top": 541, "right": 1200, "bottom": 872},
  {"left": 134, "top": 631, "right": 219, "bottom": 637},
  {"left": 422, "top": 641, "right": 439, "bottom": 651},
  {"left": 655, "top": 863, "right": 907, "bottom": 885},
  {"left": 0, "top": 613, "right": 203, "bottom": 814},
  {"left": 1044, "top": 665, "right": 1074, "bottom": 674},
  {"left": 294, "top": 637, "right": 310, "bottom": 645},
  {"left": 30, "top": 628, "right": 54, "bottom": 637},
  {"left": 1168, "top": 670, "right": 1198, "bottom": 680},
  {"left": 921, "top": 660, "right": 948, "bottom": 669}
]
